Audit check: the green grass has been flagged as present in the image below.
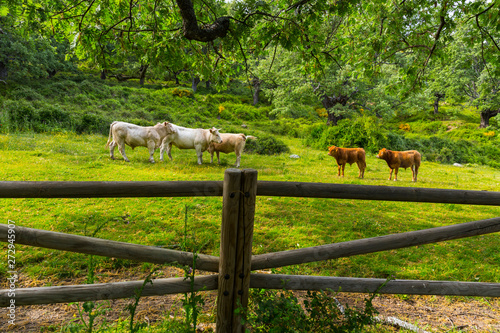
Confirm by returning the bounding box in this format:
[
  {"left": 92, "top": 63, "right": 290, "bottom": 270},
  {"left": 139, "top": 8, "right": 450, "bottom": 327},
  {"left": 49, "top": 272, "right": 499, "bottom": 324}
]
[{"left": 1, "top": 132, "right": 499, "bottom": 284}]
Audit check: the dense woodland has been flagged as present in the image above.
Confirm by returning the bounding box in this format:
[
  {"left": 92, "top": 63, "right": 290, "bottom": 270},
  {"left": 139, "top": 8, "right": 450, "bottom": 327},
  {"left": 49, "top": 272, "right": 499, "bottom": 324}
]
[{"left": 0, "top": 0, "right": 499, "bottom": 167}]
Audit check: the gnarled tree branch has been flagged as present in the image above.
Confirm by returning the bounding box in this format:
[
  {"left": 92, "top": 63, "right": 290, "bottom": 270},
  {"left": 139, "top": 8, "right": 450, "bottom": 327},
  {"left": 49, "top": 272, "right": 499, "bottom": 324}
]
[{"left": 175, "top": 0, "right": 230, "bottom": 42}]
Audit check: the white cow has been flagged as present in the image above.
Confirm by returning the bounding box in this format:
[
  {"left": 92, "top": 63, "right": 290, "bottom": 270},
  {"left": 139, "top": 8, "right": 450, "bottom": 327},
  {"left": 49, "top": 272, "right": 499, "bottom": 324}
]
[
  {"left": 162, "top": 123, "right": 223, "bottom": 164},
  {"left": 105, "top": 121, "right": 174, "bottom": 163},
  {"left": 208, "top": 133, "right": 257, "bottom": 168}
]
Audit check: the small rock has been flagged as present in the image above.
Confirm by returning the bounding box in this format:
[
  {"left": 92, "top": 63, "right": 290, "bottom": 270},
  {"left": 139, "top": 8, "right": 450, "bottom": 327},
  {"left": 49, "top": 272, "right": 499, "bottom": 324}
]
[
  {"left": 290, "top": 154, "right": 300, "bottom": 159},
  {"left": 241, "top": 124, "right": 248, "bottom": 128},
  {"left": 453, "top": 163, "right": 463, "bottom": 167}
]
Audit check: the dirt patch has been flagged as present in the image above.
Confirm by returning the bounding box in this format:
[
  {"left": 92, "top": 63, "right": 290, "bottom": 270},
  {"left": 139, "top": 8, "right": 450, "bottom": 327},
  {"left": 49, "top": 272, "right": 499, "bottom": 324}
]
[{"left": 2, "top": 268, "right": 500, "bottom": 332}]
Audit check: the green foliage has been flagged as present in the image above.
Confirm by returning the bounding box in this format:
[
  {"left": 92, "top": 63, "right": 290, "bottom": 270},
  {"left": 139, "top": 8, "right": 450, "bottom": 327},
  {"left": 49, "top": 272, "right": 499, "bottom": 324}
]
[
  {"left": 244, "top": 135, "right": 290, "bottom": 155},
  {"left": 304, "top": 116, "right": 387, "bottom": 153},
  {"left": 0, "top": 26, "right": 76, "bottom": 81},
  {"left": 243, "top": 289, "right": 377, "bottom": 332}
]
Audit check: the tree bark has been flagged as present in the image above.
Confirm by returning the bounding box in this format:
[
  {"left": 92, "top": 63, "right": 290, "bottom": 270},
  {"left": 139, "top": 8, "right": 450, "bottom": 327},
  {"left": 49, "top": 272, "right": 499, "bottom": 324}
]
[
  {"left": 175, "top": 0, "right": 230, "bottom": 42},
  {"left": 480, "top": 109, "right": 500, "bottom": 128},
  {"left": 322, "top": 95, "right": 347, "bottom": 126},
  {"left": 139, "top": 64, "right": 149, "bottom": 85},
  {"left": 0, "top": 61, "right": 7, "bottom": 80},
  {"left": 100, "top": 69, "right": 107, "bottom": 80},
  {"left": 192, "top": 77, "right": 201, "bottom": 92},
  {"left": 433, "top": 93, "right": 445, "bottom": 114},
  {"left": 252, "top": 77, "right": 261, "bottom": 105}
]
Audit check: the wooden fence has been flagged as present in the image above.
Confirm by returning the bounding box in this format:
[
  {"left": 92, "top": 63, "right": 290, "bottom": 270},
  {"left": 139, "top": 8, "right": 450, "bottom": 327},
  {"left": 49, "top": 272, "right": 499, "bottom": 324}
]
[{"left": 1, "top": 168, "right": 500, "bottom": 332}]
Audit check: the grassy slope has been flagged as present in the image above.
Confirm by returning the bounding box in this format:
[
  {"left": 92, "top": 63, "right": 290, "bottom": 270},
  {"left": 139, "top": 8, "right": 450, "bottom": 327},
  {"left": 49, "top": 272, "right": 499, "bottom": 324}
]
[{"left": 1, "top": 132, "right": 499, "bottom": 284}]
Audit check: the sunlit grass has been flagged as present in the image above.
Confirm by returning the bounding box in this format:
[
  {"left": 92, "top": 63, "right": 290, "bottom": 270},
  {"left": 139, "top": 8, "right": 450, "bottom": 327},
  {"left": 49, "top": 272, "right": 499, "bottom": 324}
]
[{"left": 0, "top": 132, "right": 499, "bottom": 285}]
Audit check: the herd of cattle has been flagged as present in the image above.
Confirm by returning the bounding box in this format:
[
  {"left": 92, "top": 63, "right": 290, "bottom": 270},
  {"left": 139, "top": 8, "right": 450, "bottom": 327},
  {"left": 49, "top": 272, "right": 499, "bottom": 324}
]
[
  {"left": 105, "top": 121, "right": 421, "bottom": 181},
  {"left": 105, "top": 121, "right": 255, "bottom": 168},
  {"left": 328, "top": 146, "right": 421, "bottom": 182}
]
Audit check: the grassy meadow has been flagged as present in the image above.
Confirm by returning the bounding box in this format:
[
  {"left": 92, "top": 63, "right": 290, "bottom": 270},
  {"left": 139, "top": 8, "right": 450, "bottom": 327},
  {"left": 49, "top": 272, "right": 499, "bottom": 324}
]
[
  {"left": 1, "top": 75, "right": 500, "bottom": 331},
  {"left": 1, "top": 131, "right": 499, "bottom": 284}
]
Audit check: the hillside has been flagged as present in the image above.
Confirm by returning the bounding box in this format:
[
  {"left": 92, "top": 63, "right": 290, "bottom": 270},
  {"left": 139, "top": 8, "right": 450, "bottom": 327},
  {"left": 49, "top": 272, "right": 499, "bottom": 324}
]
[
  {"left": 1, "top": 72, "right": 500, "bottom": 170},
  {"left": 1, "top": 73, "right": 500, "bottom": 333}
]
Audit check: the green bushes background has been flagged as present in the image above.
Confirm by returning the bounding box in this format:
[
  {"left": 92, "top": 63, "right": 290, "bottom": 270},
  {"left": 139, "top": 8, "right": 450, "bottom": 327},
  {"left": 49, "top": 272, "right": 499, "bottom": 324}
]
[{"left": 1, "top": 72, "right": 499, "bottom": 168}]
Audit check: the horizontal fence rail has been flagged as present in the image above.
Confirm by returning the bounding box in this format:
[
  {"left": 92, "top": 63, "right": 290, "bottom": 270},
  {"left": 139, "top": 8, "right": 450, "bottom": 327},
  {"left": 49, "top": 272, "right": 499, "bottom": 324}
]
[
  {"left": 0, "top": 275, "right": 218, "bottom": 306},
  {"left": 1, "top": 181, "right": 500, "bottom": 205},
  {"left": 3, "top": 272, "right": 500, "bottom": 307},
  {"left": 251, "top": 217, "right": 500, "bottom": 270},
  {"left": 0, "top": 224, "right": 219, "bottom": 272},
  {"left": 249, "top": 274, "right": 500, "bottom": 297},
  {"left": 0, "top": 181, "right": 223, "bottom": 198},
  {"left": 257, "top": 181, "right": 500, "bottom": 205}
]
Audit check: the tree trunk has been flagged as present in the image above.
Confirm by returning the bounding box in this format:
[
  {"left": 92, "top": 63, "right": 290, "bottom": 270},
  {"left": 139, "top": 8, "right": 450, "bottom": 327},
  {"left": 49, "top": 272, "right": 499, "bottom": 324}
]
[
  {"left": 0, "top": 61, "right": 7, "bottom": 80},
  {"left": 321, "top": 95, "right": 347, "bottom": 126},
  {"left": 139, "top": 64, "right": 149, "bottom": 85},
  {"left": 100, "top": 69, "right": 107, "bottom": 80},
  {"left": 252, "top": 78, "right": 261, "bottom": 105},
  {"left": 433, "top": 93, "right": 445, "bottom": 115},
  {"left": 480, "top": 109, "right": 500, "bottom": 128},
  {"left": 192, "top": 77, "right": 201, "bottom": 92}
]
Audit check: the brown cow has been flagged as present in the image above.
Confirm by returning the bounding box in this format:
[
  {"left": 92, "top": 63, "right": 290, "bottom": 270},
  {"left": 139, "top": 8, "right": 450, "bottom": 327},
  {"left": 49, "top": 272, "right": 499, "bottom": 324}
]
[
  {"left": 328, "top": 146, "right": 366, "bottom": 178},
  {"left": 376, "top": 148, "right": 421, "bottom": 182}
]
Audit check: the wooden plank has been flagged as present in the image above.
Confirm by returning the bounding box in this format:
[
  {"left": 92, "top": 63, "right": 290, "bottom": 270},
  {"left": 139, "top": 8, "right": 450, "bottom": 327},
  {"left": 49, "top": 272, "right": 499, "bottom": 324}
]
[
  {"left": 232, "top": 169, "right": 258, "bottom": 333},
  {"left": 250, "top": 273, "right": 500, "bottom": 297},
  {"left": 0, "top": 181, "right": 223, "bottom": 198},
  {"left": 216, "top": 169, "right": 242, "bottom": 333},
  {"left": 0, "top": 224, "right": 220, "bottom": 272},
  {"left": 257, "top": 181, "right": 500, "bottom": 205},
  {"left": 251, "top": 217, "right": 500, "bottom": 270},
  {"left": 0, "top": 275, "right": 218, "bottom": 307}
]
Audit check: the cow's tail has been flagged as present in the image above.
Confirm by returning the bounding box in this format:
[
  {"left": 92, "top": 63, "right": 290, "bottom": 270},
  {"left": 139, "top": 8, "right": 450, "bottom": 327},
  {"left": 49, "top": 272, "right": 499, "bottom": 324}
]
[
  {"left": 105, "top": 121, "right": 117, "bottom": 148},
  {"left": 245, "top": 135, "right": 257, "bottom": 141}
]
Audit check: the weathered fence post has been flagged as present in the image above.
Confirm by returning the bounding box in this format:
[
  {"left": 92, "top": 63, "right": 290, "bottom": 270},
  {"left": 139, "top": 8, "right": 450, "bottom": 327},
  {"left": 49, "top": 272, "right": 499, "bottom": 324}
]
[{"left": 216, "top": 169, "right": 257, "bottom": 333}]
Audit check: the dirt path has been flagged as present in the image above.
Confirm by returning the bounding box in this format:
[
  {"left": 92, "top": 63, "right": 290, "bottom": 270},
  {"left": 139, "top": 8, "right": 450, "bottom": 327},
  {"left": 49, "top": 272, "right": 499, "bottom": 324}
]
[{"left": 2, "top": 269, "right": 499, "bottom": 332}]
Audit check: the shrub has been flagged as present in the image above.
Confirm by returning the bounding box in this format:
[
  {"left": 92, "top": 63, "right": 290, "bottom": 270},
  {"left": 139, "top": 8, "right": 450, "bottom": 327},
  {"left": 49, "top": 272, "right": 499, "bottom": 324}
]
[
  {"left": 10, "top": 86, "right": 44, "bottom": 101},
  {"left": 243, "top": 289, "right": 377, "bottom": 332},
  {"left": 75, "top": 113, "right": 110, "bottom": 135},
  {"left": 244, "top": 135, "right": 290, "bottom": 155},
  {"left": 304, "top": 116, "right": 387, "bottom": 153},
  {"left": 3, "top": 99, "right": 37, "bottom": 131}
]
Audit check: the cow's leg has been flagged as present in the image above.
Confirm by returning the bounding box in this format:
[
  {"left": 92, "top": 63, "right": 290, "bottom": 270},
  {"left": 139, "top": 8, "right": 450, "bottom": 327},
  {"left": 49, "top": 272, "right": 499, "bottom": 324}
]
[
  {"left": 117, "top": 141, "right": 130, "bottom": 162},
  {"left": 217, "top": 151, "right": 221, "bottom": 164},
  {"left": 388, "top": 168, "right": 393, "bottom": 180},
  {"left": 109, "top": 141, "right": 117, "bottom": 160},
  {"left": 147, "top": 140, "right": 156, "bottom": 163},
  {"left": 393, "top": 168, "right": 399, "bottom": 181},
  {"left": 196, "top": 148, "right": 203, "bottom": 165},
  {"left": 210, "top": 151, "right": 214, "bottom": 164},
  {"left": 357, "top": 161, "right": 365, "bottom": 178},
  {"left": 341, "top": 164, "right": 345, "bottom": 177},
  {"left": 412, "top": 165, "right": 418, "bottom": 182},
  {"left": 160, "top": 139, "right": 167, "bottom": 161},
  {"left": 235, "top": 153, "right": 241, "bottom": 168},
  {"left": 337, "top": 164, "right": 342, "bottom": 176},
  {"left": 166, "top": 143, "right": 173, "bottom": 161}
]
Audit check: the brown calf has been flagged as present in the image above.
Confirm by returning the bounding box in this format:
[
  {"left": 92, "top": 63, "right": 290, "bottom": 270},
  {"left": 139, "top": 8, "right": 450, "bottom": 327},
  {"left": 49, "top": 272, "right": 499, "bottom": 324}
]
[
  {"left": 328, "top": 146, "right": 366, "bottom": 178},
  {"left": 376, "top": 148, "right": 421, "bottom": 182},
  {"left": 208, "top": 133, "right": 257, "bottom": 168}
]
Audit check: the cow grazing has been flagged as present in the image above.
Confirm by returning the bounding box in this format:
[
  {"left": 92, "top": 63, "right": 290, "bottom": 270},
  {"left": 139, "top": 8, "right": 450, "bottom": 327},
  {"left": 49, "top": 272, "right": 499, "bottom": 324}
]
[
  {"left": 106, "top": 121, "right": 174, "bottom": 163},
  {"left": 328, "top": 146, "right": 366, "bottom": 178},
  {"left": 376, "top": 148, "right": 421, "bottom": 182},
  {"left": 207, "top": 133, "right": 257, "bottom": 168},
  {"left": 162, "top": 123, "right": 222, "bottom": 164}
]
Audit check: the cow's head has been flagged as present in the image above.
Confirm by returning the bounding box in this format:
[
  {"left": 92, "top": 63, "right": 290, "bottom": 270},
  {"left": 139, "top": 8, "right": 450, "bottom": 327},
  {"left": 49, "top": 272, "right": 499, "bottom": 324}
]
[
  {"left": 328, "top": 146, "right": 338, "bottom": 157},
  {"left": 155, "top": 121, "right": 175, "bottom": 134},
  {"left": 209, "top": 127, "right": 223, "bottom": 144},
  {"left": 377, "top": 148, "right": 388, "bottom": 159}
]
